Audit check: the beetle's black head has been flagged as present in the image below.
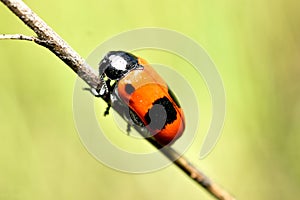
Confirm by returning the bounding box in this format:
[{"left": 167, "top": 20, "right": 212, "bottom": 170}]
[{"left": 99, "top": 51, "right": 143, "bottom": 80}]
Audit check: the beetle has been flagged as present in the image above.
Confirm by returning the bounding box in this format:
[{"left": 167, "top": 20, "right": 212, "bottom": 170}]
[{"left": 95, "top": 51, "right": 185, "bottom": 145}]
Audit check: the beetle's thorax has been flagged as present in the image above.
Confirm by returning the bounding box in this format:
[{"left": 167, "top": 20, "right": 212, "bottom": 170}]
[{"left": 99, "top": 51, "right": 141, "bottom": 80}]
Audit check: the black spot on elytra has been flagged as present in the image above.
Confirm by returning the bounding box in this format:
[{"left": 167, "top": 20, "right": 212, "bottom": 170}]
[
  {"left": 125, "top": 84, "right": 135, "bottom": 94},
  {"left": 144, "top": 96, "right": 177, "bottom": 130}
]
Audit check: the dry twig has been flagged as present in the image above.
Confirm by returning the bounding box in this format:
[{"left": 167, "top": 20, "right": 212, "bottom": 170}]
[{"left": 0, "top": 0, "right": 235, "bottom": 199}]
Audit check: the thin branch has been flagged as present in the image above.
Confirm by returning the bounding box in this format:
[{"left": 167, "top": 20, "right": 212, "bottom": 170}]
[
  {"left": 0, "top": 33, "right": 37, "bottom": 41},
  {"left": 0, "top": 0, "right": 235, "bottom": 199},
  {"left": 0, "top": 0, "right": 99, "bottom": 89}
]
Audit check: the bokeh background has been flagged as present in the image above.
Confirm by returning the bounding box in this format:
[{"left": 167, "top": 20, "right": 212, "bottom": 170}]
[{"left": 1, "top": 0, "right": 299, "bottom": 199}]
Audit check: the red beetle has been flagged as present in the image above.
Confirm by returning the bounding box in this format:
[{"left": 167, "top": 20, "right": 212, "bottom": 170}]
[{"left": 97, "top": 51, "right": 185, "bottom": 145}]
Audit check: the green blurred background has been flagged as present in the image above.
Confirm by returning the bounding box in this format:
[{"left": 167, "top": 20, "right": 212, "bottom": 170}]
[{"left": 1, "top": 0, "right": 300, "bottom": 199}]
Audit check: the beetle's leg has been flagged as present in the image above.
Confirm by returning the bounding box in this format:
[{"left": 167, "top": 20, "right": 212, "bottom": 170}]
[
  {"left": 99, "top": 74, "right": 109, "bottom": 95},
  {"left": 83, "top": 74, "right": 109, "bottom": 97},
  {"left": 103, "top": 80, "right": 117, "bottom": 116},
  {"left": 83, "top": 87, "right": 102, "bottom": 97},
  {"left": 104, "top": 104, "right": 111, "bottom": 116},
  {"left": 126, "top": 123, "right": 131, "bottom": 135}
]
